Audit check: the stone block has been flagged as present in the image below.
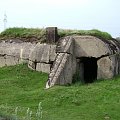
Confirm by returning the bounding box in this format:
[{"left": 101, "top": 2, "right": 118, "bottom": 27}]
[
  {"left": 97, "top": 56, "right": 114, "bottom": 79},
  {"left": 22, "top": 48, "right": 31, "bottom": 60},
  {"left": 29, "top": 43, "right": 54, "bottom": 63},
  {"left": 40, "top": 45, "right": 50, "bottom": 63},
  {"left": 36, "top": 63, "right": 50, "bottom": 73},
  {"left": 29, "top": 43, "right": 45, "bottom": 62},
  {"left": 0, "top": 42, "right": 35, "bottom": 59},
  {"left": 46, "top": 27, "right": 58, "bottom": 43},
  {"left": 0, "top": 56, "right": 6, "bottom": 67},
  {"left": 5, "top": 56, "right": 19, "bottom": 66},
  {"left": 0, "top": 47, "right": 6, "bottom": 55},
  {"left": 12, "top": 49, "right": 21, "bottom": 58},
  {"left": 22, "top": 43, "right": 35, "bottom": 60},
  {"left": 49, "top": 45, "right": 57, "bottom": 62}
]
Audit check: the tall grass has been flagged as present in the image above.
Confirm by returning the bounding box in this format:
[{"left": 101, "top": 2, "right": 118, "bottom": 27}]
[
  {"left": 0, "top": 27, "right": 112, "bottom": 42},
  {"left": 0, "top": 102, "right": 43, "bottom": 120},
  {"left": 0, "top": 27, "right": 46, "bottom": 42},
  {"left": 58, "top": 29, "right": 112, "bottom": 40}
]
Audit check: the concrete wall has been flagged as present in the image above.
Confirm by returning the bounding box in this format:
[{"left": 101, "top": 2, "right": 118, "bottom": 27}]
[
  {"left": 97, "top": 54, "right": 119, "bottom": 79},
  {"left": 0, "top": 41, "right": 35, "bottom": 67},
  {"left": 1, "top": 35, "right": 120, "bottom": 89},
  {"left": 73, "top": 36, "right": 120, "bottom": 80},
  {"left": 28, "top": 43, "right": 57, "bottom": 73},
  {"left": 46, "top": 36, "right": 120, "bottom": 88},
  {"left": 0, "top": 41, "right": 56, "bottom": 73},
  {"left": 74, "top": 36, "right": 116, "bottom": 58},
  {"left": 46, "top": 37, "right": 76, "bottom": 88}
]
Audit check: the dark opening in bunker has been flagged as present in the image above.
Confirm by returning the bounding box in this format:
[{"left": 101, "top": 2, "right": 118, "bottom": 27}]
[{"left": 80, "top": 57, "right": 97, "bottom": 83}]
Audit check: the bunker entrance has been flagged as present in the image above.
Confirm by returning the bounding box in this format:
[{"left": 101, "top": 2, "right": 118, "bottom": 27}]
[{"left": 80, "top": 57, "right": 97, "bottom": 83}]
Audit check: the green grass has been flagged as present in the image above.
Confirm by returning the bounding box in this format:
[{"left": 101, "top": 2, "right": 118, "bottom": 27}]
[
  {"left": 0, "top": 27, "right": 112, "bottom": 42},
  {"left": 58, "top": 29, "right": 112, "bottom": 40},
  {"left": 0, "top": 28, "right": 46, "bottom": 42},
  {"left": 0, "top": 64, "right": 48, "bottom": 119},
  {"left": 0, "top": 64, "right": 120, "bottom": 120}
]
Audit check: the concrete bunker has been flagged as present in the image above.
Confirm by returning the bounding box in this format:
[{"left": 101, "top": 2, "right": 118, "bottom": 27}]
[
  {"left": 46, "top": 35, "right": 120, "bottom": 88},
  {"left": 79, "top": 57, "right": 98, "bottom": 83},
  {"left": 0, "top": 27, "right": 120, "bottom": 88}
]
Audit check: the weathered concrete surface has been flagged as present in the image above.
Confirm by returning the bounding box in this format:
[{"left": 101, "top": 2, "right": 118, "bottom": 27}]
[
  {"left": 0, "top": 42, "right": 35, "bottom": 57},
  {"left": 5, "top": 56, "right": 19, "bottom": 66},
  {"left": 1, "top": 35, "right": 120, "bottom": 89},
  {"left": 73, "top": 36, "right": 120, "bottom": 83},
  {"left": 46, "top": 37, "right": 76, "bottom": 88},
  {"left": 28, "top": 43, "right": 57, "bottom": 73},
  {"left": 97, "top": 56, "right": 114, "bottom": 79},
  {"left": 56, "top": 36, "right": 74, "bottom": 54},
  {"left": 0, "top": 56, "right": 6, "bottom": 67},
  {"left": 29, "top": 43, "right": 46, "bottom": 63},
  {"left": 46, "top": 53, "right": 69, "bottom": 88},
  {"left": 36, "top": 63, "right": 51, "bottom": 73},
  {"left": 0, "top": 42, "right": 35, "bottom": 67},
  {"left": 29, "top": 43, "right": 56, "bottom": 63},
  {"left": 59, "top": 54, "right": 75, "bottom": 85},
  {"left": 46, "top": 35, "right": 120, "bottom": 88},
  {"left": 74, "top": 36, "right": 111, "bottom": 58},
  {"left": 49, "top": 45, "right": 57, "bottom": 62},
  {"left": 46, "top": 27, "right": 58, "bottom": 43},
  {"left": 97, "top": 54, "right": 119, "bottom": 79}
]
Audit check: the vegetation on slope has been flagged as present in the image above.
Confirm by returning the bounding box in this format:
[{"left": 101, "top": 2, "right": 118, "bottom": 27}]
[
  {"left": 0, "top": 64, "right": 120, "bottom": 120},
  {"left": 0, "top": 64, "right": 48, "bottom": 119},
  {"left": 0, "top": 28, "right": 46, "bottom": 43},
  {"left": 0, "top": 27, "right": 112, "bottom": 42},
  {"left": 58, "top": 29, "right": 112, "bottom": 40}
]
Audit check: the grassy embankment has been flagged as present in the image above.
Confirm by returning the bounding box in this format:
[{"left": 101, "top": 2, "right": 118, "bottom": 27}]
[
  {"left": 0, "top": 28, "right": 118, "bottom": 119},
  {"left": 0, "top": 27, "right": 112, "bottom": 42},
  {"left": 0, "top": 64, "right": 120, "bottom": 120}
]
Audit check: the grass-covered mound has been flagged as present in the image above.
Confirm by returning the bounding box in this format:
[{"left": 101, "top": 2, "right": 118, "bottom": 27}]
[
  {"left": 58, "top": 29, "right": 112, "bottom": 40},
  {"left": 0, "top": 28, "right": 46, "bottom": 43},
  {"left": 0, "top": 64, "right": 120, "bottom": 120},
  {"left": 0, "top": 27, "right": 112, "bottom": 42}
]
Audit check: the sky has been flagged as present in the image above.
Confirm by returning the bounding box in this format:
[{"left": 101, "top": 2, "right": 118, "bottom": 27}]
[{"left": 0, "top": 0, "right": 120, "bottom": 38}]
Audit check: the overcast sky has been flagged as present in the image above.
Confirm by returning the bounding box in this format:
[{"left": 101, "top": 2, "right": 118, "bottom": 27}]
[{"left": 0, "top": 0, "right": 120, "bottom": 37}]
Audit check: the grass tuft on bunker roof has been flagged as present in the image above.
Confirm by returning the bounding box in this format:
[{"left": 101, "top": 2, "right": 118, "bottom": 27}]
[{"left": 0, "top": 27, "right": 112, "bottom": 42}]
